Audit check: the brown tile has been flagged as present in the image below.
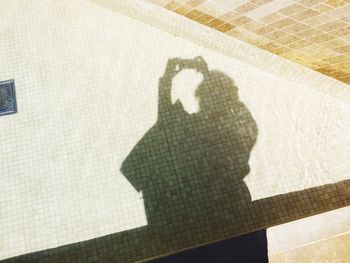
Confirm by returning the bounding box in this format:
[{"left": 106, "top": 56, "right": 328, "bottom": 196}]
[
  {"left": 174, "top": 5, "right": 193, "bottom": 15},
  {"left": 218, "top": 11, "right": 241, "bottom": 23},
  {"left": 184, "top": 9, "right": 203, "bottom": 19},
  {"left": 277, "top": 35, "right": 301, "bottom": 45},
  {"left": 234, "top": 2, "right": 259, "bottom": 14},
  {"left": 216, "top": 23, "right": 235, "bottom": 32},
  {"left": 283, "top": 22, "right": 309, "bottom": 34},
  {"left": 164, "top": 1, "right": 182, "bottom": 10},
  {"left": 186, "top": 0, "right": 206, "bottom": 7},
  {"left": 271, "top": 18, "right": 297, "bottom": 29},
  {"left": 278, "top": 4, "right": 307, "bottom": 16},
  {"left": 254, "top": 25, "right": 276, "bottom": 35},
  {"left": 259, "top": 13, "right": 284, "bottom": 24},
  {"left": 324, "top": 0, "right": 347, "bottom": 7},
  {"left": 194, "top": 13, "right": 215, "bottom": 24},
  {"left": 230, "top": 16, "right": 252, "bottom": 26},
  {"left": 317, "top": 20, "right": 349, "bottom": 32},
  {"left": 292, "top": 9, "right": 320, "bottom": 21},
  {"left": 205, "top": 18, "right": 225, "bottom": 28},
  {"left": 264, "top": 30, "right": 290, "bottom": 40}
]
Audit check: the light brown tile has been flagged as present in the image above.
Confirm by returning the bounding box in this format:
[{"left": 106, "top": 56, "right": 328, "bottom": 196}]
[
  {"left": 264, "top": 30, "right": 290, "bottom": 40},
  {"left": 193, "top": 13, "right": 215, "bottom": 24},
  {"left": 296, "top": 28, "right": 324, "bottom": 39},
  {"left": 234, "top": 2, "right": 259, "bottom": 14},
  {"left": 271, "top": 18, "right": 297, "bottom": 29},
  {"left": 240, "top": 20, "right": 265, "bottom": 31},
  {"left": 174, "top": 5, "right": 193, "bottom": 15},
  {"left": 250, "top": 0, "right": 273, "bottom": 5},
  {"left": 278, "top": 4, "right": 308, "bottom": 16},
  {"left": 277, "top": 35, "right": 301, "bottom": 45},
  {"left": 164, "top": 0, "right": 182, "bottom": 10},
  {"left": 330, "top": 25, "right": 350, "bottom": 37},
  {"left": 259, "top": 13, "right": 284, "bottom": 24},
  {"left": 333, "top": 45, "right": 350, "bottom": 54},
  {"left": 308, "top": 32, "right": 334, "bottom": 43},
  {"left": 312, "top": 3, "right": 335, "bottom": 13},
  {"left": 291, "top": 9, "right": 320, "bottom": 21},
  {"left": 184, "top": 9, "right": 203, "bottom": 19},
  {"left": 254, "top": 25, "right": 276, "bottom": 35},
  {"left": 216, "top": 23, "right": 235, "bottom": 33},
  {"left": 321, "top": 38, "right": 348, "bottom": 49},
  {"left": 218, "top": 11, "right": 241, "bottom": 23},
  {"left": 288, "top": 40, "right": 313, "bottom": 49},
  {"left": 260, "top": 42, "right": 281, "bottom": 51},
  {"left": 283, "top": 22, "right": 309, "bottom": 34},
  {"left": 323, "top": 54, "right": 349, "bottom": 63},
  {"left": 303, "top": 14, "right": 334, "bottom": 26},
  {"left": 186, "top": 0, "right": 206, "bottom": 7},
  {"left": 317, "top": 20, "right": 349, "bottom": 32},
  {"left": 298, "top": 0, "right": 322, "bottom": 7},
  {"left": 205, "top": 18, "right": 225, "bottom": 28},
  {"left": 272, "top": 46, "right": 293, "bottom": 55},
  {"left": 325, "top": 0, "right": 347, "bottom": 7},
  {"left": 230, "top": 16, "right": 252, "bottom": 26}
]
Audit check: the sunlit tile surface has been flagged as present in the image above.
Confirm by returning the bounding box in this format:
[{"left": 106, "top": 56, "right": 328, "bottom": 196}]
[
  {"left": 150, "top": 0, "right": 350, "bottom": 84},
  {"left": 0, "top": 0, "right": 349, "bottom": 262}
]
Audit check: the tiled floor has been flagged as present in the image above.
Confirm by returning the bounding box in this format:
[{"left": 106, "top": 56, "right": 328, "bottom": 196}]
[{"left": 0, "top": 0, "right": 349, "bottom": 262}]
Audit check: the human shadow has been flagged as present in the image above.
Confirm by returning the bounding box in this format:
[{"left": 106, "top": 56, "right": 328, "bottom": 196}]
[
  {"left": 120, "top": 57, "right": 350, "bottom": 262},
  {"left": 5, "top": 58, "right": 349, "bottom": 263}
]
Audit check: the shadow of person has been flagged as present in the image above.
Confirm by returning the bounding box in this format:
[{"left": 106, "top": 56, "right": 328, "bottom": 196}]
[
  {"left": 6, "top": 58, "right": 349, "bottom": 263},
  {"left": 121, "top": 57, "right": 258, "bottom": 234},
  {"left": 120, "top": 57, "right": 350, "bottom": 262}
]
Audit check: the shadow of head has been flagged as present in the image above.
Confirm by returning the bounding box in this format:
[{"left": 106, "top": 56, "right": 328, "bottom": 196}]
[{"left": 196, "top": 70, "right": 239, "bottom": 116}]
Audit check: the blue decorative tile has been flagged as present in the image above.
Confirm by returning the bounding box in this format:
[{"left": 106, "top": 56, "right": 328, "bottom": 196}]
[{"left": 0, "top": 79, "right": 17, "bottom": 116}]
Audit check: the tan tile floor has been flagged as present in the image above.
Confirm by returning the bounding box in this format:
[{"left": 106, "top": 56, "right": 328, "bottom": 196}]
[{"left": 149, "top": 0, "right": 350, "bottom": 84}]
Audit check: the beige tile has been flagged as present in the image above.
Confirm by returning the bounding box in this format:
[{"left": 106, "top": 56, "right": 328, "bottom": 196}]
[
  {"left": 259, "top": 13, "right": 284, "bottom": 24},
  {"left": 317, "top": 20, "right": 349, "bottom": 32},
  {"left": 298, "top": 0, "right": 323, "bottom": 7},
  {"left": 303, "top": 14, "right": 334, "bottom": 27},
  {"left": 312, "top": 3, "right": 335, "bottom": 13},
  {"left": 186, "top": 0, "right": 206, "bottom": 7},
  {"left": 278, "top": 3, "right": 308, "bottom": 16},
  {"left": 218, "top": 11, "right": 241, "bottom": 23},
  {"left": 291, "top": 8, "right": 320, "bottom": 21},
  {"left": 283, "top": 233, "right": 350, "bottom": 263},
  {"left": 193, "top": 13, "right": 215, "bottom": 24},
  {"left": 234, "top": 2, "right": 259, "bottom": 14},
  {"left": 283, "top": 22, "right": 309, "bottom": 34},
  {"left": 264, "top": 30, "right": 290, "bottom": 40},
  {"left": 325, "top": 0, "right": 348, "bottom": 7},
  {"left": 216, "top": 23, "right": 235, "bottom": 32},
  {"left": 296, "top": 28, "right": 324, "bottom": 39},
  {"left": 240, "top": 20, "right": 265, "bottom": 31},
  {"left": 254, "top": 25, "right": 276, "bottom": 35},
  {"left": 330, "top": 25, "right": 350, "bottom": 37},
  {"left": 276, "top": 35, "right": 301, "bottom": 45},
  {"left": 269, "top": 253, "right": 287, "bottom": 263},
  {"left": 230, "top": 16, "right": 252, "bottom": 26},
  {"left": 271, "top": 18, "right": 297, "bottom": 29}
]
